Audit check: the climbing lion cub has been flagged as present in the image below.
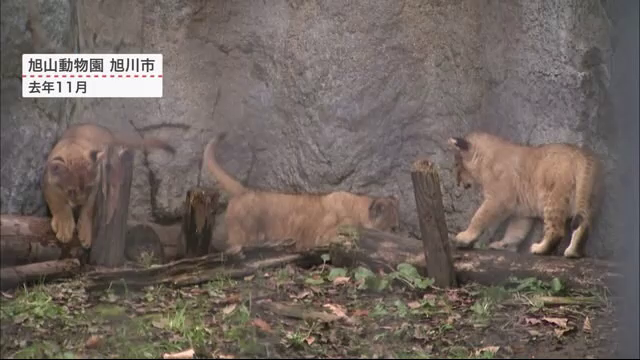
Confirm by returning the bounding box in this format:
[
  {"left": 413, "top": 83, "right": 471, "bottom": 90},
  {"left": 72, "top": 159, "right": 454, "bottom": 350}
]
[
  {"left": 447, "top": 131, "right": 602, "bottom": 258},
  {"left": 203, "top": 132, "right": 400, "bottom": 252},
  {"left": 43, "top": 123, "right": 175, "bottom": 248}
]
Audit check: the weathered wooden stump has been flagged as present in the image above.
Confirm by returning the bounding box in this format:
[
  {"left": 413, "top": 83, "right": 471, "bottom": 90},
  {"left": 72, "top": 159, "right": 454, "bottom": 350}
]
[
  {"left": 89, "top": 145, "right": 134, "bottom": 268},
  {"left": 182, "top": 187, "right": 220, "bottom": 258},
  {"left": 410, "top": 158, "right": 458, "bottom": 288}
]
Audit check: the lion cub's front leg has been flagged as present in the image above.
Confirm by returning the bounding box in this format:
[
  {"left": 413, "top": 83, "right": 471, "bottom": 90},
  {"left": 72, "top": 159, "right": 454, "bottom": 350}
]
[
  {"left": 77, "top": 188, "right": 97, "bottom": 249},
  {"left": 455, "top": 198, "right": 506, "bottom": 248},
  {"left": 44, "top": 185, "right": 76, "bottom": 243}
]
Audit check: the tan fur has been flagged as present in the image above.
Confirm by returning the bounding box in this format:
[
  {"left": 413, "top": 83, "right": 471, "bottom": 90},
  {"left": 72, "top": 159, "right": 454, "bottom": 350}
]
[
  {"left": 43, "top": 123, "right": 175, "bottom": 248},
  {"left": 447, "top": 131, "right": 602, "bottom": 258},
  {"left": 203, "top": 132, "right": 400, "bottom": 251}
]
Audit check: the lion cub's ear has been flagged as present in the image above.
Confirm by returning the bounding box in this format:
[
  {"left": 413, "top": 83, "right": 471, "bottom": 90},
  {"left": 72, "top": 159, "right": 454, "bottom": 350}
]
[
  {"left": 369, "top": 198, "right": 394, "bottom": 219},
  {"left": 448, "top": 137, "right": 470, "bottom": 152},
  {"left": 47, "top": 159, "right": 69, "bottom": 180}
]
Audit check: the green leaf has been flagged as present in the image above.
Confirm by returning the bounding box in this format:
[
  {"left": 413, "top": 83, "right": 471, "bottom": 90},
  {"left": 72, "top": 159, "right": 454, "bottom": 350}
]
[
  {"left": 396, "top": 263, "right": 421, "bottom": 280},
  {"left": 305, "top": 277, "right": 325, "bottom": 285},
  {"left": 327, "top": 267, "right": 348, "bottom": 281},
  {"left": 414, "top": 277, "right": 435, "bottom": 290},
  {"left": 353, "top": 266, "right": 376, "bottom": 283},
  {"left": 551, "top": 277, "right": 564, "bottom": 294}
]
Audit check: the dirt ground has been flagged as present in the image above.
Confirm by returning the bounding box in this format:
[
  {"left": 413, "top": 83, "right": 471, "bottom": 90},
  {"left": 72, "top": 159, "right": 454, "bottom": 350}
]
[{"left": 0, "top": 261, "right": 618, "bottom": 359}]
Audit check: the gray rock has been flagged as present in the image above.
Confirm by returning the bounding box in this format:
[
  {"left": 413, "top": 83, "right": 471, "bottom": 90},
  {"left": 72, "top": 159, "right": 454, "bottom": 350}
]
[{"left": 1, "top": 0, "right": 618, "bottom": 259}]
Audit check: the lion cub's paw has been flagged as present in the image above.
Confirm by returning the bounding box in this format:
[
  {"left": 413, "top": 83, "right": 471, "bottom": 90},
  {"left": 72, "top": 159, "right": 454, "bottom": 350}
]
[
  {"left": 52, "top": 216, "right": 75, "bottom": 243},
  {"left": 453, "top": 230, "right": 478, "bottom": 248},
  {"left": 563, "top": 246, "right": 582, "bottom": 259},
  {"left": 529, "top": 242, "right": 549, "bottom": 255},
  {"left": 77, "top": 218, "right": 92, "bottom": 249}
]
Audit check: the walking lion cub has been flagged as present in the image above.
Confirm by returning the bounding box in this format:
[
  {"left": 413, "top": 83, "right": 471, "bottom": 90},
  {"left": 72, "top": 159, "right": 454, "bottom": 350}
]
[
  {"left": 203, "top": 132, "right": 400, "bottom": 252},
  {"left": 447, "top": 131, "right": 602, "bottom": 258}
]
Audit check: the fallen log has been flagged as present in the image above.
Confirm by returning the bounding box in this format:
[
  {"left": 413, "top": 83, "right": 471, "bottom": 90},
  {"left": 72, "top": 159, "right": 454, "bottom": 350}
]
[
  {"left": 84, "top": 240, "right": 302, "bottom": 291},
  {"left": 410, "top": 158, "right": 457, "bottom": 288},
  {"left": 0, "top": 258, "right": 81, "bottom": 291},
  {"left": 0, "top": 214, "right": 185, "bottom": 266}
]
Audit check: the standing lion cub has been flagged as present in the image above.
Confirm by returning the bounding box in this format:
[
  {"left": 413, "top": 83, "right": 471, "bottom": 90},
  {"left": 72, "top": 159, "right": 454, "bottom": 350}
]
[
  {"left": 203, "top": 132, "right": 400, "bottom": 252},
  {"left": 447, "top": 131, "right": 602, "bottom": 258},
  {"left": 43, "top": 123, "right": 175, "bottom": 248}
]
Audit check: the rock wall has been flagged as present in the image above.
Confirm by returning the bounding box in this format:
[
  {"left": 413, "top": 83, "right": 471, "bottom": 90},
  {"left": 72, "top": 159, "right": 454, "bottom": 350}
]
[{"left": 1, "top": 0, "right": 617, "bottom": 258}]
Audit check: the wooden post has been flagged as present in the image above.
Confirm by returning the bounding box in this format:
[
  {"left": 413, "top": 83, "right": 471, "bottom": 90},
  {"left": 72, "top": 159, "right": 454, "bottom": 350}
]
[
  {"left": 182, "top": 187, "right": 220, "bottom": 258},
  {"left": 89, "top": 145, "right": 134, "bottom": 268},
  {"left": 410, "top": 158, "right": 458, "bottom": 288}
]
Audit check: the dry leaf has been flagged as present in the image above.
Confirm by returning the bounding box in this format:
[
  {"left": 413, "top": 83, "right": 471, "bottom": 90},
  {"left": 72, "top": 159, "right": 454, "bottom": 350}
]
[
  {"left": 528, "top": 329, "right": 542, "bottom": 337},
  {"left": 244, "top": 275, "right": 255, "bottom": 281},
  {"left": 292, "top": 291, "right": 312, "bottom": 300},
  {"left": 1, "top": 292, "right": 14, "bottom": 299},
  {"left": 352, "top": 309, "right": 369, "bottom": 317},
  {"left": 323, "top": 303, "right": 348, "bottom": 318},
  {"left": 543, "top": 317, "right": 568, "bottom": 328},
  {"left": 252, "top": 318, "right": 272, "bottom": 333},
  {"left": 475, "top": 346, "right": 500, "bottom": 356},
  {"left": 332, "top": 276, "right": 351, "bottom": 286},
  {"left": 554, "top": 327, "right": 574, "bottom": 337},
  {"left": 222, "top": 303, "right": 237, "bottom": 315},
  {"left": 217, "top": 355, "right": 235, "bottom": 359},
  {"left": 407, "top": 301, "right": 422, "bottom": 309},
  {"left": 583, "top": 316, "right": 592, "bottom": 333},
  {"left": 162, "top": 348, "right": 195, "bottom": 359},
  {"left": 305, "top": 336, "right": 316, "bottom": 345},
  {"left": 525, "top": 317, "right": 542, "bottom": 325},
  {"left": 85, "top": 335, "right": 102, "bottom": 349}
]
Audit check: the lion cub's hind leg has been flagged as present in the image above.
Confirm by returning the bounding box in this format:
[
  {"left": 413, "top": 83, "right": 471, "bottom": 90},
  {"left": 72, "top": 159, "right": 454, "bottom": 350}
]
[
  {"left": 530, "top": 192, "right": 569, "bottom": 256},
  {"left": 489, "top": 216, "right": 534, "bottom": 252},
  {"left": 455, "top": 198, "right": 508, "bottom": 249},
  {"left": 563, "top": 212, "right": 591, "bottom": 259}
]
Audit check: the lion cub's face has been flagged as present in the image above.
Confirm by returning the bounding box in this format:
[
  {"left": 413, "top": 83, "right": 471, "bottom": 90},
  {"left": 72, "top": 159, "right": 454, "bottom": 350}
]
[
  {"left": 367, "top": 196, "right": 400, "bottom": 232},
  {"left": 47, "top": 159, "right": 97, "bottom": 207},
  {"left": 448, "top": 137, "right": 476, "bottom": 189}
]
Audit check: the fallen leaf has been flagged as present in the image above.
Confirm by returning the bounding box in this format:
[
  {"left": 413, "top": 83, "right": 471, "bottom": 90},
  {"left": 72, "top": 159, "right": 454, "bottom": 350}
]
[
  {"left": 446, "top": 313, "right": 461, "bottom": 325},
  {"left": 332, "top": 276, "right": 351, "bottom": 286},
  {"left": 407, "top": 301, "right": 422, "bottom": 309},
  {"left": 152, "top": 319, "right": 167, "bottom": 329},
  {"left": 305, "top": 336, "right": 316, "bottom": 345},
  {"left": 476, "top": 346, "right": 500, "bottom": 356},
  {"left": 352, "top": 309, "right": 369, "bottom": 317},
  {"left": 528, "top": 329, "right": 542, "bottom": 337},
  {"left": 291, "top": 291, "right": 311, "bottom": 300},
  {"left": 1, "top": 292, "right": 14, "bottom": 299},
  {"left": 244, "top": 275, "right": 255, "bottom": 281},
  {"left": 323, "top": 303, "right": 348, "bottom": 318},
  {"left": 13, "top": 314, "right": 28, "bottom": 324},
  {"left": 583, "top": 316, "right": 592, "bottom": 333},
  {"left": 525, "top": 317, "right": 542, "bottom": 325},
  {"left": 85, "top": 335, "right": 102, "bottom": 349},
  {"left": 554, "top": 327, "right": 574, "bottom": 337},
  {"left": 543, "top": 317, "right": 568, "bottom": 328},
  {"left": 222, "top": 303, "right": 237, "bottom": 315},
  {"left": 217, "top": 355, "right": 235, "bottom": 359},
  {"left": 252, "top": 318, "right": 272, "bottom": 333},
  {"left": 163, "top": 348, "right": 195, "bottom": 359}
]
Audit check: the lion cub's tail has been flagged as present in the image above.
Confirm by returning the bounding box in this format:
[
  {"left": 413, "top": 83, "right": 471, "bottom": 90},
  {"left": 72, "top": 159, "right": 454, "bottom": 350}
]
[
  {"left": 571, "top": 154, "right": 600, "bottom": 231},
  {"left": 203, "top": 132, "right": 247, "bottom": 196}
]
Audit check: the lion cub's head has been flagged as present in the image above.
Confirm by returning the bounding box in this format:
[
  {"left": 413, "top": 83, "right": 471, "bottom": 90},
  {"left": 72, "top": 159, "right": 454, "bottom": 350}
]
[
  {"left": 367, "top": 196, "right": 400, "bottom": 232},
  {"left": 448, "top": 136, "right": 476, "bottom": 189},
  {"left": 46, "top": 151, "right": 100, "bottom": 207}
]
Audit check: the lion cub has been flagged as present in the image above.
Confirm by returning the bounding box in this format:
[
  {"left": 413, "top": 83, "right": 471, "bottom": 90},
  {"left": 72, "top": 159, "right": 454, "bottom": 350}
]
[
  {"left": 43, "top": 123, "right": 175, "bottom": 248},
  {"left": 447, "top": 131, "right": 601, "bottom": 258},
  {"left": 203, "top": 132, "right": 400, "bottom": 252}
]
